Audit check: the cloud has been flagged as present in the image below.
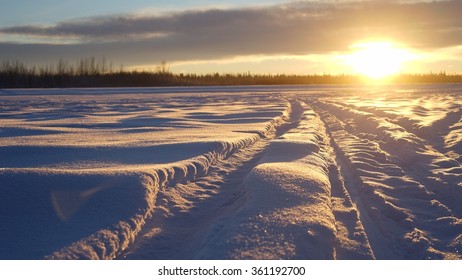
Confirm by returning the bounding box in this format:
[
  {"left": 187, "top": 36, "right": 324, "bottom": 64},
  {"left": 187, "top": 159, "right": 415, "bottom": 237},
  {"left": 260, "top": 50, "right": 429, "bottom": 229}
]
[{"left": 1, "top": 0, "right": 461, "bottom": 66}]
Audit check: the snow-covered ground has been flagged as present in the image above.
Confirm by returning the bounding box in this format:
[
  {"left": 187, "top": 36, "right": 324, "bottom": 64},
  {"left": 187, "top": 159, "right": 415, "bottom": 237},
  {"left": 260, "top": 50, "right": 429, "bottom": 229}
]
[{"left": 0, "top": 85, "right": 461, "bottom": 260}]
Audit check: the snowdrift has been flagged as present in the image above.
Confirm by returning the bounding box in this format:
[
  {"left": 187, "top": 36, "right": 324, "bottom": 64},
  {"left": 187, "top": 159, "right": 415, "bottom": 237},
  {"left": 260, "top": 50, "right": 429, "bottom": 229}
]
[
  {"left": 195, "top": 103, "right": 337, "bottom": 259},
  {"left": 0, "top": 91, "right": 289, "bottom": 259}
]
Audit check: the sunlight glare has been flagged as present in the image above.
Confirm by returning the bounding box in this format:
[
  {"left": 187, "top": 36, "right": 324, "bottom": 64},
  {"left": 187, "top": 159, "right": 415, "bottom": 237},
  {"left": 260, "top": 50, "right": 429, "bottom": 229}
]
[{"left": 345, "top": 42, "right": 415, "bottom": 79}]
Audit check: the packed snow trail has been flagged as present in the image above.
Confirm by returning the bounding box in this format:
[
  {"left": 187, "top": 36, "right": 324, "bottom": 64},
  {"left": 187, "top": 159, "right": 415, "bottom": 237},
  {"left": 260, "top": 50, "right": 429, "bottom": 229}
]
[
  {"left": 315, "top": 100, "right": 462, "bottom": 215},
  {"left": 197, "top": 102, "right": 373, "bottom": 259},
  {"left": 120, "top": 99, "right": 303, "bottom": 259},
  {"left": 312, "top": 100, "right": 462, "bottom": 259},
  {"left": 121, "top": 101, "right": 375, "bottom": 259},
  {"left": 47, "top": 100, "right": 292, "bottom": 260}
]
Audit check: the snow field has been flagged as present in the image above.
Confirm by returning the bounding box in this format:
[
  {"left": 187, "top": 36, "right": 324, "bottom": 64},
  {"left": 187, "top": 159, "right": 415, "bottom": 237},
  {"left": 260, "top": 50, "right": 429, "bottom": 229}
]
[{"left": 1, "top": 85, "right": 461, "bottom": 260}]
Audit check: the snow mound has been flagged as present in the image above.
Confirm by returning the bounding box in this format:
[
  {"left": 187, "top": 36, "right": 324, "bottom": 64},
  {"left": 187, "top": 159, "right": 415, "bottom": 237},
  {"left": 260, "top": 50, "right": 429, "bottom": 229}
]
[{"left": 197, "top": 104, "right": 337, "bottom": 259}]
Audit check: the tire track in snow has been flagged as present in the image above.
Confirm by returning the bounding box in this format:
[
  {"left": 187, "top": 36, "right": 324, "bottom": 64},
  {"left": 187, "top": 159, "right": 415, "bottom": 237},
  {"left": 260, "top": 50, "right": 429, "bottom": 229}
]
[
  {"left": 312, "top": 112, "right": 375, "bottom": 259},
  {"left": 335, "top": 96, "right": 462, "bottom": 160},
  {"left": 333, "top": 99, "right": 462, "bottom": 177},
  {"left": 314, "top": 106, "right": 397, "bottom": 259},
  {"left": 119, "top": 99, "right": 303, "bottom": 259},
  {"left": 47, "top": 99, "right": 295, "bottom": 260},
  {"left": 313, "top": 102, "right": 462, "bottom": 259},
  {"left": 192, "top": 102, "right": 339, "bottom": 259},
  {"left": 184, "top": 102, "right": 372, "bottom": 259},
  {"left": 327, "top": 159, "right": 375, "bottom": 259},
  {"left": 295, "top": 101, "right": 374, "bottom": 259},
  {"left": 317, "top": 101, "right": 462, "bottom": 216},
  {"left": 120, "top": 135, "right": 272, "bottom": 259}
]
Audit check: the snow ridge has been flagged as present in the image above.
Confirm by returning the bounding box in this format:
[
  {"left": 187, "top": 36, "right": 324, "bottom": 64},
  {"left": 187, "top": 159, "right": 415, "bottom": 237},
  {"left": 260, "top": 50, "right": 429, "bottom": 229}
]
[
  {"left": 45, "top": 101, "right": 292, "bottom": 260},
  {"left": 193, "top": 102, "right": 341, "bottom": 259}
]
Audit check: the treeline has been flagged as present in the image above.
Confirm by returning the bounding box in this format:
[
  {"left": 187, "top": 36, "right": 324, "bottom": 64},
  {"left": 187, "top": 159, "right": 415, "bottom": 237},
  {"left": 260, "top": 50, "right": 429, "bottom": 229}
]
[
  {"left": 1, "top": 58, "right": 462, "bottom": 88},
  {"left": 390, "top": 72, "right": 462, "bottom": 84}
]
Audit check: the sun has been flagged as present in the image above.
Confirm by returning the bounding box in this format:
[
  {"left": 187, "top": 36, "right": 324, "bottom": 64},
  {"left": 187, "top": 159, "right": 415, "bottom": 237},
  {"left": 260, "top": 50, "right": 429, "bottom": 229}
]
[{"left": 345, "top": 41, "right": 414, "bottom": 79}]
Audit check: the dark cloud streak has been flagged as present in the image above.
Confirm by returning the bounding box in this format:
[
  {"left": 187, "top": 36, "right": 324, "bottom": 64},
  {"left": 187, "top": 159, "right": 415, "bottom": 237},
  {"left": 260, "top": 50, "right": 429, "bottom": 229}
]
[{"left": 1, "top": 0, "right": 461, "bottom": 66}]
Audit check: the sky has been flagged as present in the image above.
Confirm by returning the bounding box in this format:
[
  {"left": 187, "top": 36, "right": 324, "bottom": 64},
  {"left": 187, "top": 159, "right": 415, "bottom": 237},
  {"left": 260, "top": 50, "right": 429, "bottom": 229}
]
[{"left": 1, "top": 0, "right": 461, "bottom": 74}]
